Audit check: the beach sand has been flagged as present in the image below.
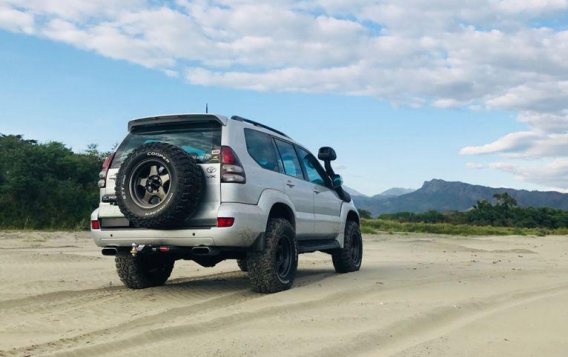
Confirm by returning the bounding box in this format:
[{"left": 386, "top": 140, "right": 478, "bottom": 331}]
[{"left": 1, "top": 231, "right": 567, "bottom": 356}]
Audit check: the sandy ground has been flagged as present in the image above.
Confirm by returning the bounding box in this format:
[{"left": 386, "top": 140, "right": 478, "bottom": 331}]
[{"left": 1, "top": 231, "right": 568, "bottom": 357}]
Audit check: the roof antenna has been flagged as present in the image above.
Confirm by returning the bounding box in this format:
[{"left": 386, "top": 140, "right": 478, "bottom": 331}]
[{"left": 205, "top": 103, "right": 209, "bottom": 114}]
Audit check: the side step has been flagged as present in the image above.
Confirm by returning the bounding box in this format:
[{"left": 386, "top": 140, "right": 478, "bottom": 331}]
[{"left": 297, "top": 239, "right": 340, "bottom": 254}]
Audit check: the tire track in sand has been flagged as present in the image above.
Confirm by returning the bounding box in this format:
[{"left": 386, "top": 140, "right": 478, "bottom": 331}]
[
  {"left": 32, "top": 277, "right": 407, "bottom": 357},
  {"left": 2, "top": 269, "right": 336, "bottom": 357},
  {"left": 306, "top": 283, "right": 568, "bottom": 357},
  {"left": 39, "top": 280, "right": 568, "bottom": 357}
]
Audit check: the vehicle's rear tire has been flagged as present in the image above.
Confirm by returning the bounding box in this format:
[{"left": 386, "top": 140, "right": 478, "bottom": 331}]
[
  {"left": 115, "top": 142, "right": 204, "bottom": 229},
  {"left": 332, "top": 221, "right": 363, "bottom": 273},
  {"left": 237, "top": 258, "right": 248, "bottom": 272},
  {"left": 115, "top": 254, "right": 175, "bottom": 289},
  {"left": 247, "top": 218, "right": 298, "bottom": 293}
]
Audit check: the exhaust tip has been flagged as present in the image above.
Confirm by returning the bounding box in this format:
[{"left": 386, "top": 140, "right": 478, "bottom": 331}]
[
  {"left": 192, "top": 246, "right": 212, "bottom": 255},
  {"left": 101, "top": 247, "right": 118, "bottom": 256}
]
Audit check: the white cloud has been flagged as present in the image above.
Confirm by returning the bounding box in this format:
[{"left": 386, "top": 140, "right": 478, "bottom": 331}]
[
  {"left": 461, "top": 129, "right": 568, "bottom": 157},
  {"left": 466, "top": 162, "right": 485, "bottom": 170},
  {"left": 496, "top": 0, "right": 568, "bottom": 14},
  {"left": 0, "top": 5, "right": 35, "bottom": 34},
  {"left": 1, "top": 0, "right": 145, "bottom": 20},
  {"left": 518, "top": 111, "right": 568, "bottom": 132},
  {"left": 1, "top": 0, "right": 568, "bottom": 188},
  {"left": 490, "top": 160, "right": 568, "bottom": 191}
]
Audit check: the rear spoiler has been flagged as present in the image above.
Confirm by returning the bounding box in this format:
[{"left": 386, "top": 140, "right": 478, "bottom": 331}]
[{"left": 128, "top": 114, "right": 228, "bottom": 132}]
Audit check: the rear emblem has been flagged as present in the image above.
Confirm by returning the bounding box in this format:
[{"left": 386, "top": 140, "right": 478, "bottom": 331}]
[{"left": 206, "top": 167, "right": 217, "bottom": 174}]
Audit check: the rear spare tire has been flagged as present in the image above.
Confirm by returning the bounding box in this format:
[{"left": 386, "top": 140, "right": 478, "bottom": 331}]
[{"left": 115, "top": 142, "right": 204, "bottom": 228}]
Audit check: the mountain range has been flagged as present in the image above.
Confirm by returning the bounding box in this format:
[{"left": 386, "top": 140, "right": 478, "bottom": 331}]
[{"left": 351, "top": 179, "right": 568, "bottom": 216}]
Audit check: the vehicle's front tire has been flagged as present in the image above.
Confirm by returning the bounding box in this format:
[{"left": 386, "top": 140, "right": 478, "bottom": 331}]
[
  {"left": 115, "top": 254, "right": 175, "bottom": 289},
  {"left": 247, "top": 218, "right": 298, "bottom": 293},
  {"left": 332, "top": 221, "right": 363, "bottom": 273}
]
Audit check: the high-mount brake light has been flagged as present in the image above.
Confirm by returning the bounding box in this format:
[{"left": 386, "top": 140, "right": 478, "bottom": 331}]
[
  {"left": 98, "top": 152, "right": 116, "bottom": 188},
  {"left": 221, "top": 146, "right": 246, "bottom": 184}
]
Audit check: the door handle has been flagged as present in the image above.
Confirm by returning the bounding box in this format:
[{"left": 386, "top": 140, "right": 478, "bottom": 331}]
[
  {"left": 314, "top": 189, "right": 321, "bottom": 194},
  {"left": 286, "top": 181, "right": 295, "bottom": 188}
]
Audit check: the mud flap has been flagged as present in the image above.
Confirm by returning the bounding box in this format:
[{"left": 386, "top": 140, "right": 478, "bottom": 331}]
[{"left": 249, "top": 233, "right": 266, "bottom": 252}]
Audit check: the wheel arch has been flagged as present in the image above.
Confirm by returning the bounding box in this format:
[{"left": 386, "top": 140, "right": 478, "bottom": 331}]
[
  {"left": 347, "top": 210, "right": 360, "bottom": 225},
  {"left": 336, "top": 203, "right": 361, "bottom": 248},
  {"left": 267, "top": 202, "right": 296, "bottom": 231},
  {"left": 256, "top": 189, "right": 297, "bottom": 232}
]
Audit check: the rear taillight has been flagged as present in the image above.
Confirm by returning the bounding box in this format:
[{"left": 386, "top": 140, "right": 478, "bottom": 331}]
[
  {"left": 91, "top": 220, "right": 101, "bottom": 230},
  {"left": 217, "top": 217, "right": 235, "bottom": 227},
  {"left": 221, "top": 146, "right": 246, "bottom": 184},
  {"left": 98, "top": 152, "right": 115, "bottom": 188}
]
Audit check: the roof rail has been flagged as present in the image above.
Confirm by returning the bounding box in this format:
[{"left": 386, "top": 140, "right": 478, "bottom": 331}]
[{"left": 231, "top": 116, "right": 289, "bottom": 138}]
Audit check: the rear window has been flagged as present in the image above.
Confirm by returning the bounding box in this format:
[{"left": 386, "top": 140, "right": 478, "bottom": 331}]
[
  {"left": 111, "top": 122, "right": 222, "bottom": 169},
  {"left": 274, "top": 139, "right": 304, "bottom": 180},
  {"left": 244, "top": 129, "right": 281, "bottom": 172}
]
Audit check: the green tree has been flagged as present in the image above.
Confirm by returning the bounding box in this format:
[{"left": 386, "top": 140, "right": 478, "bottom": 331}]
[
  {"left": 0, "top": 135, "right": 104, "bottom": 229},
  {"left": 358, "top": 209, "right": 373, "bottom": 219},
  {"left": 493, "top": 192, "right": 518, "bottom": 208}
]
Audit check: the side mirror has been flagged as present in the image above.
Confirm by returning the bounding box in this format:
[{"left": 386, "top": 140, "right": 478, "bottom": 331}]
[
  {"left": 332, "top": 174, "right": 343, "bottom": 189},
  {"left": 318, "top": 147, "right": 337, "bottom": 161}
]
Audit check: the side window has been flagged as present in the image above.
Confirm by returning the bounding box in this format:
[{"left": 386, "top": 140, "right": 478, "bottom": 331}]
[
  {"left": 244, "top": 129, "right": 281, "bottom": 172},
  {"left": 274, "top": 140, "right": 304, "bottom": 179},
  {"left": 297, "top": 147, "right": 328, "bottom": 186}
]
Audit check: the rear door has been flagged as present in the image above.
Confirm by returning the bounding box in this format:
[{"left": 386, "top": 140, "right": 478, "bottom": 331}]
[
  {"left": 101, "top": 121, "right": 222, "bottom": 227},
  {"left": 296, "top": 147, "right": 342, "bottom": 238},
  {"left": 273, "top": 139, "right": 314, "bottom": 239}
]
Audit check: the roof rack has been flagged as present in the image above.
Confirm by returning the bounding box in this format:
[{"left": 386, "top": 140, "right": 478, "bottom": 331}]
[{"left": 231, "top": 116, "right": 289, "bottom": 138}]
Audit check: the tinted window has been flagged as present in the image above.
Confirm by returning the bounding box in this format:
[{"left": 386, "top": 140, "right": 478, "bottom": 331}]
[
  {"left": 275, "top": 140, "right": 304, "bottom": 179},
  {"left": 297, "top": 147, "right": 328, "bottom": 186},
  {"left": 244, "top": 129, "right": 281, "bottom": 172},
  {"left": 111, "top": 122, "right": 221, "bottom": 169}
]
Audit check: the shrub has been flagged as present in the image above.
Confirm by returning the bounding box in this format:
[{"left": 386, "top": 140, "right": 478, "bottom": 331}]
[{"left": 0, "top": 135, "right": 105, "bottom": 229}]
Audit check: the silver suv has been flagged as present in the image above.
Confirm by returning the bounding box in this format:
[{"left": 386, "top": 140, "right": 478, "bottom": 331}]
[{"left": 90, "top": 114, "right": 362, "bottom": 293}]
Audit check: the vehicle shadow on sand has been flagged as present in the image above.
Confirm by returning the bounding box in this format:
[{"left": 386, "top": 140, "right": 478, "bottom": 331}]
[{"left": 161, "top": 267, "right": 339, "bottom": 294}]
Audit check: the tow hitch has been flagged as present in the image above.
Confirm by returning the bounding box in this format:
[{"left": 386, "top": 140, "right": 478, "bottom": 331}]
[
  {"left": 130, "top": 243, "right": 146, "bottom": 257},
  {"left": 128, "top": 243, "right": 175, "bottom": 256}
]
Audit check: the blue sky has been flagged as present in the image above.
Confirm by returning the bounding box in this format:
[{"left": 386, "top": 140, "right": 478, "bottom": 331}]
[{"left": 1, "top": 1, "right": 567, "bottom": 195}]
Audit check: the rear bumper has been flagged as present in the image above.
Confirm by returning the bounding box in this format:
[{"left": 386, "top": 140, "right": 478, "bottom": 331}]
[{"left": 90, "top": 203, "right": 267, "bottom": 248}]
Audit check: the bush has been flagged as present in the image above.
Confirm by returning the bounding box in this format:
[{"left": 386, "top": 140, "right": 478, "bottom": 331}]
[
  {"left": 361, "top": 219, "right": 567, "bottom": 236},
  {"left": 358, "top": 209, "right": 373, "bottom": 220},
  {"left": 0, "top": 135, "right": 105, "bottom": 229},
  {"left": 377, "top": 194, "right": 568, "bottom": 231}
]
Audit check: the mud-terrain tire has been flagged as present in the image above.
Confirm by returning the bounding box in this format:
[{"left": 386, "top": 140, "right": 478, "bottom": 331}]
[
  {"left": 115, "top": 254, "right": 175, "bottom": 289},
  {"left": 332, "top": 221, "right": 363, "bottom": 273},
  {"left": 115, "top": 142, "right": 204, "bottom": 228},
  {"left": 247, "top": 219, "right": 298, "bottom": 293},
  {"left": 237, "top": 259, "right": 248, "bottom": 272}
]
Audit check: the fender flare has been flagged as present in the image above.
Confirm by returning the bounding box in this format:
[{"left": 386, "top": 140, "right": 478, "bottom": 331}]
[
  {"left": 249, "top": 189, "right": 298, "bottom": 252},
  {"left": 336, "top": 203, "right": 360, "bottom": 248}
]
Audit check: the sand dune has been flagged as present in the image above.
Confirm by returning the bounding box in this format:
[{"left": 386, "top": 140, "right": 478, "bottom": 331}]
[{"left": 1, "top": 231, "right": 567, "bottom": 356}]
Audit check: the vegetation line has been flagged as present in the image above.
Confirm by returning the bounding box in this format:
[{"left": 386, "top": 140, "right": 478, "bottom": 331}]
[
  {"left": 361, "top": 219, "right": 568, "bottom": 236},
  {"left": 0, "top": 135, "right": 105, "bottom": 230},
  {"left": 1, "top": 134, "right": 567, "bottom": 236}
]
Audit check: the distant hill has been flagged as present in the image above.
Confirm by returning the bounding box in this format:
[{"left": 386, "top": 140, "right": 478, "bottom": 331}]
[
  {"left": 344, "top": 186, "right": 415, "bottom": 198},
  {"left": 344, "top": 186, "right": 368, "bottom": 197},
  {"left": 375, "top": 187, "right": 415, "bottom": 198},
  {"left": 354, "top": 179, "right": 568, "bottom": 216}
]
